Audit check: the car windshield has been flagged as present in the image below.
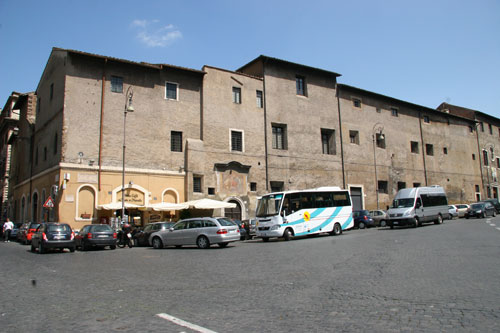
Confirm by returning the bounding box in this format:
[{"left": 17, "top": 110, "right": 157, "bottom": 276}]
[
  {"left": 47, "top": 224, "right": 72, "bottom": 233},
  {"left": 216, "top": 218, "right": 237, "bottom": 227},
  {"left": 471, "top": 204, "right": 483, "bottom": 209},
  {"left": 256, "top": 194, "right": 283, "bottom": 217},
  {"left": 91, "top": 225, "right": 112, "bottom": 232},
  {"left": 392, "top": 198, "right": 414, "bottom": 208}
]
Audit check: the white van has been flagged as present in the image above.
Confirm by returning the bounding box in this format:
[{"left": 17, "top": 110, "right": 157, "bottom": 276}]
[{"left": 387, "top": 186, "right": 449, "bottom": 228}]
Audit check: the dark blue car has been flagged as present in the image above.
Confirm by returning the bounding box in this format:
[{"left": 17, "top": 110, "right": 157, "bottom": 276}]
[{"left": 352, "top": 210, "right": 376, "bottom": 229}]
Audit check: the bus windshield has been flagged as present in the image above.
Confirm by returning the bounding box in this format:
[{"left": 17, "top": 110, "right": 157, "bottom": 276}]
[
  {"left": 256, "top": 194, "right": 283, "bottom": 217},
  {"left": 392, "top": 198, "right": 414, "bottom": 208}
]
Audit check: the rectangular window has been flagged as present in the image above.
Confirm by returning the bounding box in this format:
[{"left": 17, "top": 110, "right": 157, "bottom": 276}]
[
  {"left": 111, "top": 76, "right": 123, "bottom": 93},
  {"left": 256, "top": 90, "right": 263, "bottom": 108},
  {"left": 272, "top": 124, "right": 287, "bottom": 150},
  {"left": 497, "top": 158, "right": 500, "bottom": 168},
  {"left": 489, "top": 124, "right": 493, "bottom": 135},
  {"left": 270, "top": 181, "right": 284, "bottom": 193},
  {"left": 193, "top": 176, "right": 202, "bottom": 193},
  {"left": 443, "top": 147, "right": 448, "bottom": 155},
  {"left": 378, "top": 180, "right": 388, "bottom": 194},
  {"left": 250, "top": 182, "right": 257, "bottom": 192},
  {"left": 470, "top": 126, "right": 475, "bottom": 133},
  {"left": 321, "top": 129, "right": 336, "bottom": 155},
  {"left": 426, "top": 144, "right": 434, "bottom": 156},
  {"left": 231, "top": 130, "right": 243, "bottom": 152},
  {"left": 208, "top": 187, "right": 215, "bottom": 195},
  {"left": 480, "top": 122, "right": 484, "bottom": 132},
  {"left": 349, "top": 130, "right": 359, "bottom": 145},
  {"left": 232, "top": 87, "right": 241, "bottom": 104},
  {"left": 352, "top": 98, "right": 361, "bottom": 108},
  {"left": 37, "top": 97, "right": 41, "bottom": 115},
  {"left": 483, "top": 150, "right": 489, "bottom": 166},
  {"left": 296, "top": 75, "right": 306, "bottom": 96},
  {"left": 165, "top": 82, "right": 178, "bottom": 100},
  {"left": 423, "top": 115, "right": 430, "bottom": 123},
  {"left": 376, "top": 133, "right": 386, "bottom": 149},
  {"left": 475, "top": 185, "right": 480, "bottom": 192},
  {"left": 413, "top": 182, "right": 421, "bottom": 188},
  {"left": 472, "top": 153, "right": 476, "bottom": 160},
  {"left": 50, "top": 83, "right": 54, "bottom": 100},
  {"left": 397, "top": 182, "right": 406, "bottom": 191},
  {"left": 171, "top": 131, "right": 182, "bottom": 152},
  {"left": 391, "top": 107, "right": 399, "bottom": 117},
  {"left": 411, "top": 141, "right": 419, "bottom": 154}
]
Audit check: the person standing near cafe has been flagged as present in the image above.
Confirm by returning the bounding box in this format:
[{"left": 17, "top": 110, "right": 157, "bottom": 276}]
[{"left": 3, "top": 218, "right": 14, "bottom": 242}]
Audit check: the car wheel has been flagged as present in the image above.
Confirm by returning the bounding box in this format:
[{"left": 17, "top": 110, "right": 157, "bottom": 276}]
[
  {"left": 413, "top": 218, "right": 419, "bottom": 228},
  {"left": 152, "top": 237, "right": 163, "bottom": 249},
  {"left": 262, "top": 237, "right": 269, "bottom": 242},
  {"left": 38, "top": 242, "right": 45, "bottom": 254},
  {"left": 218, "top": 242, "right": 228, "bottom": 248},
  {"left": 196, "top": 236, "right": 210, "bottom": 249},
  {"left": 493, "top": 211, "right": 497, "bottom": 217},
  {"left": 435, "top": 214, "right": 443, "bottom": 224},
  {"left": 81, "top": 242, "right": 88, "bottom": 251},
  {"left": 379, "top": 220, "right": 387, "bottom": 227},
  {"left": 110, "top": 245, "right": 116, "bottom": 250},
  {"left": 283, "top": 228, "right": 293, "bottom": 241},
  {"left": 359, "top": 222, "right": 365, "bottom": 229},
  {"left": 133, "top": 239, "right": 139, "bottom": 247},
  {"left": 30, "top": 244, "right": 36, "bottom": 252},
  {"left": 69, "top": 247, "right": 75, "bottom": 253},
  {"left": 482, "top": 212, "right": 486, "bottom": 218},
  {"left": 390, "top": 225, "right": 394, "bottom": 229}
]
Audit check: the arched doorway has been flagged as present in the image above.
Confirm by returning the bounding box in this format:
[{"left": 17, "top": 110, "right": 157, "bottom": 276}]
[{"left": 225, "top": 200, "right": 241, "bottom": 220}]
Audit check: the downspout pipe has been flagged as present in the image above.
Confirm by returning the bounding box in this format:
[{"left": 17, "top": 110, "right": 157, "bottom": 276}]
[
  {"left": 418, "top": 111, "right": 428, "bottom": 186},
  {"left": 262, "top": 59, "right": 269, "bottom": 191},
  {"left": 336, "top": 84, "right": 346, "bottom": 189},
  {"left": 98, "top": 58, "right": 107, "bottom": 191}
]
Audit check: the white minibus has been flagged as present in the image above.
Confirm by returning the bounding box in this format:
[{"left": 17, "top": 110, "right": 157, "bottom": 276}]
[
  {"left": 255, "top": 187, "right": 353, "bottom": 242},
  {"left": 387, "top": 185, "right": 449, "bottom": 228}
]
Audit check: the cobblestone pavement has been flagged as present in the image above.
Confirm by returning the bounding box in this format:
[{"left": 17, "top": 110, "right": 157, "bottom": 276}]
[{"left": 0, "top": 217, "right": 499, "bottom": 332}]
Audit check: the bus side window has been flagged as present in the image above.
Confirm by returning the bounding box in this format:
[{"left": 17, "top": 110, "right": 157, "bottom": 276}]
[{"left": 416, "top": 198, "right": 422, "bottom": 208}]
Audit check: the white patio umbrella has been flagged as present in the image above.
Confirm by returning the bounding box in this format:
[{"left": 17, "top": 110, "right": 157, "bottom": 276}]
[
  {"left": 149, "top": 202, "right": 189, "bottom": 211},
  {"left": 97, "top": 202, "right": 143, "bottom": 210},
  {"left": 184, "top": 198, "right": 236, "bottom": 209}
]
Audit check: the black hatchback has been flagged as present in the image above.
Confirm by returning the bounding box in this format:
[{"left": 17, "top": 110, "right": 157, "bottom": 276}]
[
  {"left": 465, "top": 202, "right": 496, "bottom": 219},
  {"left": 31, "top": 223, "right": 76, "bottom": 253}
]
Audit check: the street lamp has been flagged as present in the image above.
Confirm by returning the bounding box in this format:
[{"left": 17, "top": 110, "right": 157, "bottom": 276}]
[
  {"left": 372, "top": 123, "right": 385, "bottom": 210},
  {"left": 121, "top": 86, "right": 134, "bottom": 223}
]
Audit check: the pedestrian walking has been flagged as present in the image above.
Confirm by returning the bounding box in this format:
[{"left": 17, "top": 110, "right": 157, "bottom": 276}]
[{"left": 3, "top": 218, "right": 14, "bottom": 242}]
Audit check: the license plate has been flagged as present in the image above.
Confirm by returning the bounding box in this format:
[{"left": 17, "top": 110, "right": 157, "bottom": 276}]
[
  {"left": 98, "top": 235, "right": 108, "bottom": 238},
  {"left": 54, "top": 235, "right": 64, "bottom": 239},
  {"left": 393, "top": 222, "right": 398, "bottom": 225}
]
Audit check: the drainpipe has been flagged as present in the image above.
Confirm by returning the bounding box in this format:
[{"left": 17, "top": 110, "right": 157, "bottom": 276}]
[
  {"left": 262, "top": 59, "right": 269, "bottom": 191},
  {"left": 98, "top": 58, "right": 107, "bottom": 191},
  {"left": 336, "top": 84, "right": 346, "bottom": 189},
  {"left": 418, "top": 111, "right": 428, "bottom": 186}
]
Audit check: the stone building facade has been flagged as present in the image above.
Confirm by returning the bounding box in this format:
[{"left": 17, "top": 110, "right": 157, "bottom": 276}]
[{"left": 2, "top": 48, "right": 499, "bottom": 229}]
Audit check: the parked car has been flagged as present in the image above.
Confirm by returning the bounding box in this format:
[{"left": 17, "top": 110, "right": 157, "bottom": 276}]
[
  {"left": 465, "top": 202, "right": 496, "bottom": 219},
  {"left": 31, "top": 223, "right": 76, "bottom": 253},
  {"left": 369, "top": 210, "right": 388, "bottom": 227},
  {"left": 75, "top": 224, "right": 117, "bottom": 250},
  {"left": 483, "top": 199, "right": 500, "bottom": 213},
  {"left": 9, "top": 223, "right": 23, "bottom": 240},
  {"left": 448, "top": 205, "right": 459, "bottom": 219},
  {"left": 23, "top": 222, "right": 41, "bottom": 245},
  {"left": 17, "top": 222, "right": 30, "bottom": 243},
  {"left": 149, "top": 217, "right": 240, "bottom": 249},
  {"left": 133, "top": 222, "right": 175, "bottom": 246},
  {"left": 226, "top": 218, "right": 248, "bottom": 240},
  {"left": 455, "top": 204, "right": 470, "bottom": 218},
  {"left": 241, "top": 218, "right": 257, "bottom": 239},
  {"left": 352, "top": 210, "right": 376, "bottom": 229}
]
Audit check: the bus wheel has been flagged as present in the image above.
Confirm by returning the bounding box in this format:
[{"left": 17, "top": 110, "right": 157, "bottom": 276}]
[
  {"left": 330, "top": 223, "right": 342, "bottom": 236},
  {"left": 262, "top": 237, "right": 269, "bottom": 242},
  {"left": 283, "top": 228, "right": 293, "bottom": 241}
]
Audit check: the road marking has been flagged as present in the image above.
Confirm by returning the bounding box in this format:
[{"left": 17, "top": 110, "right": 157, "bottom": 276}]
[
  {"left": 490, "top": 224, "right": 496, "bottom": 227},
  {"left": 156, "top": 313, "right": 218, "bottom": 333},
  {"left": 497, "top": 228, "right": 500, "bottom": 231}
]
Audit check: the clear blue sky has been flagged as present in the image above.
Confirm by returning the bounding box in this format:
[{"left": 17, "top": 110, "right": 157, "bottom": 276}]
[{"left": 1, "top": 0, "right": 499, "bottom": 117}]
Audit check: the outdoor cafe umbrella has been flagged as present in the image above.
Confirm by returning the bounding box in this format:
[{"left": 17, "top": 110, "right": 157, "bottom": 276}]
[
  {"left": 183, "top": 198, "right": 236, "bottom": 209},
  {"left": 97, "top": 202, "right": 143, "bottom": 210},
  {"left": 149, "top": 202, "right": 189, "bottom": 211}
]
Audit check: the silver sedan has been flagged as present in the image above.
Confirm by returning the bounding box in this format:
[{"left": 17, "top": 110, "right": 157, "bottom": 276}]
[{"left": 149, "top": 217, "right": 240, "bottom": 249}]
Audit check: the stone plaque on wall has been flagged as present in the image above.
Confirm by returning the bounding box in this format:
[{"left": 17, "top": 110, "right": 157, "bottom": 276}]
[
  {"left": 215, "top": 161, "right": 251, "bottom": 196},
  {"left": 65, "top": 194, "right": 75, "bottom": 202},
  {"left": 77, "top": 173, "right": 98, "bottom": 183},
  {"left": 118, "top": 189, "right": 145, "bottom": 205}
]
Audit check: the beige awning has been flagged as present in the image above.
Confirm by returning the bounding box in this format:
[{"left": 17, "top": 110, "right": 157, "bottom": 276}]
[
  {"left": 183, "top": 198, "right": 237, "bottom": 209},
  {"left": 149, "top": 202, "right": 189, "bottom": 211},
  {"left": 97, "top": 202, "right": 143, "bottom": 210}
]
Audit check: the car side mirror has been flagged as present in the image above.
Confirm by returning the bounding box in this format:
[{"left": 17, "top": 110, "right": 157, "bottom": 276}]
[{"left": 169, "top": 227, "right": 174, "bottom": 232}]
